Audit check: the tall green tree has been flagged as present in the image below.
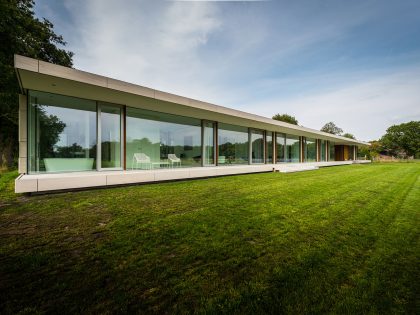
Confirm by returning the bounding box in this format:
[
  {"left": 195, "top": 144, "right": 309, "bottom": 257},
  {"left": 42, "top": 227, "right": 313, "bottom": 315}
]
[
  {"left": 0, "top": 0, "right": 73, "bottom": 168},
  {"left": 272, "top": 113, "right": 298, "bottom": 125},
  {"left": 342, "top": 133, "right": 356, "bottom": 139},
  {"left": 380, "top": 121, "right": 420, "bottom": 158},
  {"left": 321, "top": 122, "right": 343, "bottom": 135}
]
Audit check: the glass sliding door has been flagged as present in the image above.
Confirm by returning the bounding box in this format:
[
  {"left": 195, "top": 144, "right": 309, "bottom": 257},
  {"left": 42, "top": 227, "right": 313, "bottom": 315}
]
[
  {"left": 99, "top": 103, "right": 122, "bottom": 169},
  {"left": 329, "top": 141, "right": 335, "bottom": 161},
  {"left": 266, "top": 132, "right": 274, "bottom": 163},
  {"left": 320, "top": 140, "right": 326, "bottom": 161},
  {"left": 126, "top": 107, "right": 202, "bottom": 169},
  {"left": 251, "top": 129, "right": 264, "bottom": 164},
  {"left": 203, "top": 121, "right": 215, "bottom": 166},
  {"left": 305, "top": 137, "right": 316, "bottom": 162},
  {"left": 285, "top": 135, "right": 300, "bottom": 162},
  {"left": 218, "top": 123, "right": 249, "bottom": 165},
  {"left": 276, "top": 133, "right": 286, "bottom": 163},
  {"left": 28, "top": 91, "right": 97, "bottom": 173}
]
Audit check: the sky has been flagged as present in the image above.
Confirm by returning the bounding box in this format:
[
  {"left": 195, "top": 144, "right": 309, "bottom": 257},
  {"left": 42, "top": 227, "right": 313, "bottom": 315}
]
[{"left": 34, "top": 0, "right": 420, "bottom": 141}]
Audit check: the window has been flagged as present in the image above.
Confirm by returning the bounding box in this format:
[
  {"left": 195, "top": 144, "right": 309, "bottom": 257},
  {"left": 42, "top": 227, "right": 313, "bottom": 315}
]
[
  {"left": 251, "top": 129, "right": 264, "bottom": 164},
  {"left": 203, "top": 121, "right": 215, "bottom": 165},
  {"left": 285, "top": 135, "right": 300, "bottom": 162},
  {"left": 28, "top": 91, "right": 97, "bottom": 173},
  {"left": 305, "top": 137, "right": 316, "bottom": 162},
  {"left": 126, "top": 107, "right": 202, "bottom": 169},
  {"left": 266, "top": 132, "right": 274, "bottom": 163},
  {"left": 329, "top": 141, "right": 335, "bottom": 161},
  {"left": 218, "top": 123, "right": 249, "bottom": 165},
  {"left": 276, "top": 133, "right": 286, "bottom": 162},
  {"left": 99, "top": 103, "right": 122, "bottom": 169},
  {"left": 320, "top": 140, "right": 326, "bottom": 161}
]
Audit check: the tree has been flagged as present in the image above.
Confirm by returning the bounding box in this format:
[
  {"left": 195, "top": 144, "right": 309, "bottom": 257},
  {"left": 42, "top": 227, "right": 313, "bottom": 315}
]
[
  {"left": 380, "top": 121, "right": 420, "bottom": 158},
  {"left": 358, "top": 140, "right": 382, "bottom": 160},
  {"left": 0, "top": 0, "right": 73, "bottom": 168},
  {"left": 272, "top": 113, "right": 298, "bottom": 125},
  {"left": 342, "top": 133, "right": 356, "bottom": 139},
  {"left": 320, "top": 122, "right": 343, "bottom": 135}
]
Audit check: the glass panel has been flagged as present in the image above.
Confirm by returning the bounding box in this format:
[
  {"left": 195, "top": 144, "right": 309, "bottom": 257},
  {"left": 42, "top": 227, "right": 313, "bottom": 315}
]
[
  {"left": 285, "top": 135, "right": 300, "bottom": 162},
  {"left": 126, "top": 107, "right": 202, "bottom": 169},
  {"left": 348, "top": 145, "right": 354, "bottom": 160},
  {"left": 276, "top": 133, "right": 285, "bottom": 162},
  {"left": 305, "top": 137, "right": 316, "bottom": 162},
  {"left": 203, "top": 122, "right": 215, "bottom": 165},
  {"left": 28, "top": 91, "right": 96, "bottom": 173},
  {"left": 266, "top": 132, "right": 273, "bottom": 163},
  {"left": 320, "top": 140, "right": 326, "bottom": 161},
  {"left": 218, "top": 123, "right": 249, "bottom": 165},
  {"left": 100, "top": 104, "right": 121, "bottom": 169},
  {"left": 251, "top": 130, "right": 264, "bottom": 164},
  {"left": 329, "top": 141, "right": 335, "bottom": 161}
]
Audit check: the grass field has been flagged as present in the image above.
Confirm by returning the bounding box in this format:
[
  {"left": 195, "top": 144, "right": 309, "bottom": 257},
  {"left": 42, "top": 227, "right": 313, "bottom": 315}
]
[{"left": 0, "top": 163, "right": 419, "bottom": 314}]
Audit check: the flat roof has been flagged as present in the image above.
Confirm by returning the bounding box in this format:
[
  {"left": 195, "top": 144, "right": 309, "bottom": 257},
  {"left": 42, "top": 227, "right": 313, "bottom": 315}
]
[{"left": 14, "top": 54, "right": 369, "bottom": 146}]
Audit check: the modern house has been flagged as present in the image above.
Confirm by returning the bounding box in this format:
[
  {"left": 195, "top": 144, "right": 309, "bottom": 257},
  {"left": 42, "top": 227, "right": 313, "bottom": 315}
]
[{"left": 14, "top": 55, "right": 369, "bottom": 193}]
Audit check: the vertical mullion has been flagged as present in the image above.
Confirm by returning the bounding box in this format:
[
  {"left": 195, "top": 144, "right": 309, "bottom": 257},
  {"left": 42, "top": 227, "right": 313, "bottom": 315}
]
[
  {"left": 97, "top": 102, "right": 101, "bottom": 171},
  {"left": 122, "top": 105, "right": 126, "bottom": 170},
  {"left": 201, "top": 120, "right": 205, "bottom": 167},
  {"left": 215, "top": 122, "right": 219, "bottom": 166}
]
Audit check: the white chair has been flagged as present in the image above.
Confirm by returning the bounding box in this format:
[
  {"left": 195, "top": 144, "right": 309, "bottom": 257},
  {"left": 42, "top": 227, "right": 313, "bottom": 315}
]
[
  {"left": 132, "top": 153, "right": 152, "bottom": 170},
  {"left": 168, "top": 154, "right": 181, "bottom": 168}
]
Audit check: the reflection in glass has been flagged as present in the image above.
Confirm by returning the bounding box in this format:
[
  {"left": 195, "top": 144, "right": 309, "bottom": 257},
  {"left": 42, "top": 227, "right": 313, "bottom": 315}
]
[
  {"left": 126, "top": 107, "right": 201, "bottom": 169},
  {"left": 329, "top": 141, "right": 335, "bottom": 161},
  {"left": 320, "top": 140, "right": 326, "bottom": 161},
  {"left": 28, "top": 91, "right": 96, "bottom": 173},
  {"left": 100, "top": 104, "right": 121, "bottom": 169},
  {"left": 276, "top": 133, "right": 286, "bottom": 162},
  {"left": 305, "top": 137, "right": 316, "bottom": 162},
  {"left": 203, "top": 122, "right": 215, "bottom": 165},
  {"left": 251, "top": 130, "right": 264, "bottom": 163},
  {"left": 218, "top": 123, "right": 249, "bottom": 165},
  {"left": 285, "top": 135, "right": 300, "bottom": 162},
  {"left": 348, "top": 145, "right": 354, "bottom": 160},
  {"left": 266, "top": 132, "right": 273, "bottom": 163}
]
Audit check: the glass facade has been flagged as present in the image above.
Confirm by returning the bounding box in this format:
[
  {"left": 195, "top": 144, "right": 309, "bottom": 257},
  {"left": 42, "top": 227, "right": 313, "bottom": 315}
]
[
  {"left": 26, "top": 90, "right": 349, "bottom": 175},
  {"left": 276, "top": 133, "right": 285, "bottom": 163},
  {"left": 126, "top": 107, "right": 202, "bottom": 169},
  {"left": 251, "top": 130, "right": 264, "bottom": 164},
  {"left": 100, "top": 103, "right": 122, "bottom": 169},
  {"left": 348, "top": 145, "right": 354, "bottom": 160},
  {"left": 285, "top": 135, "right": 300, "bottom": 162},
  {"left": 305, "top": 137, "right": 317, "bottom": 162},
  {"left": 320, "top": 140, "right": 326, "bottom": 162},
  {"left": 203, "top": 121, "right": 215, "bottom": 165},
  {"left": 266, "top": 132, "right": 274, "bottom": 163},
  {"left": 218, "top": 123, "right": 249, "bottom": 165},
  {"left": 28, "top": 91, "right": 97, "bottom": 173},
  {"left": 329, "top": 141, "right": 335, "bottom": 161}
]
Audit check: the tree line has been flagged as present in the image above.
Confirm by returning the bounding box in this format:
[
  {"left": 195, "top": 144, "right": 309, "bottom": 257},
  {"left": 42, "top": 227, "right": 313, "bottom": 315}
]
[{"left": 272, "top": 114, "right": 420, "bottom": 159}]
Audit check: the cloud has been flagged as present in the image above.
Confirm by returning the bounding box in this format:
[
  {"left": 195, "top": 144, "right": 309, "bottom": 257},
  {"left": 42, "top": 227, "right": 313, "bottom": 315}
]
[
  {"left": 242, "top": 65, "right": 420, "bottom": 141},
  {"left": 34, "top": 0, "right": 420, "bottom": 140}
]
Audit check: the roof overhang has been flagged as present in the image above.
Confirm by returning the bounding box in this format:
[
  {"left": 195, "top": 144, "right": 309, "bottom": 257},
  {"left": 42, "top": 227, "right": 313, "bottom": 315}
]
[{"left": 15, "top": 54, "right": 370, "bottom": 146}]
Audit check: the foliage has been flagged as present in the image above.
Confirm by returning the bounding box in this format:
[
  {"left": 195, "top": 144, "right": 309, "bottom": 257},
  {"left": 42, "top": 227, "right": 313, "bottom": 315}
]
[
  {"left": 272, "top": 113, "right": 298, "bottom": 125},
  {"left": 358, "top": 140, "right": 382, "bottom": 160},
  {"left": 380, "top": 121, "right": 420, "bottom": 158},
  {"left": 0, "top": 0, "right": 73, "bottom": 168},
  {"left": 320, "top": 122, "right": 343, "bottom": 135},
  {"left": 342, "top": 133, "right": 356, "bottom": 139},
  {"left": 1, "top": 163, "right": 419, "bottom": 314}
]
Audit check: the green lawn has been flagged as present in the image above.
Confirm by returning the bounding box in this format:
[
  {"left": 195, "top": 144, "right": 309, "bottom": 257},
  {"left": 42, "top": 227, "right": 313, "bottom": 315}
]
[{"left": 0, "top": 163, "right": 419, "bottom": 314}]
